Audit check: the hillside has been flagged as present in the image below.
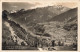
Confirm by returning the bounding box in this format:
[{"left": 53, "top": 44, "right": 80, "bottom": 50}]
[
  {"left": 8, "top": 6, "right": 70, "bottom": 25},
  {"left": 2, "top": 6, "right": 78, "bottom": 50},
  {"left": 48, "top": 8, "right": 77, "bottom": 22},
  {"left": 8, "top": 6, "right": 77, "bottom": 44}
]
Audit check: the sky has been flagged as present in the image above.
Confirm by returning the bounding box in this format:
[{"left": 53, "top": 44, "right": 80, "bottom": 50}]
[{"left": 2, "top": 2, "right": 77, "bottom": 12}]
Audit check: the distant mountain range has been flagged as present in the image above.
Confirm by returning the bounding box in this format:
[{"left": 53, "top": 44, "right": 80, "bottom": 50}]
[{"left": 8, "top": 6, "right": 70, "bottom": 25}]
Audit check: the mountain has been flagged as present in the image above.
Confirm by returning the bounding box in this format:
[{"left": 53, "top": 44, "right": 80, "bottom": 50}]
[
  {"left": 48, "top": 8, "right": 77, "bottom": 22},
  {"left": 2, "top": 14, "right": 40, "bottom": 48},
  {"left": 2, "top": 5, "right": 78, "bottom": 50},
  {"left": 7, "top": 6, "right": 77, "bottom": 41},
  {"left": 8, "top": 6, "right": 70, "bottom": 26}
]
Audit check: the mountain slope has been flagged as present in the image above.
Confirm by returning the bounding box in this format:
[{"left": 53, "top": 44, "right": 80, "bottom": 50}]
[
  {"left": 8, "top": 6, "right": 70, "bottom": 26},
  {"left": 2, "top": 5, "right": 78, "bottom": 50},
  {"left": 48, "top": 8, "right": 77, "bottom": 22}
]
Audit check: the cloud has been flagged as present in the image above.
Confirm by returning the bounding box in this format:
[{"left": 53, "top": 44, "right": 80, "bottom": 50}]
[
  {"left": 56, "top": 2, "right": 77, "bottom": 8},
  {"left": 2, "top": 2, "right": 36, "bottom": 11},
  {"left": 2, "top": 2, "right": 77, "bottom": 12}
]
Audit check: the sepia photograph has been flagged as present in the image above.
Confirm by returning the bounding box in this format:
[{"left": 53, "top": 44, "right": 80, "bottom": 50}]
[{"left": 2, "top": 2, "right": 78, "bottom": 51}]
